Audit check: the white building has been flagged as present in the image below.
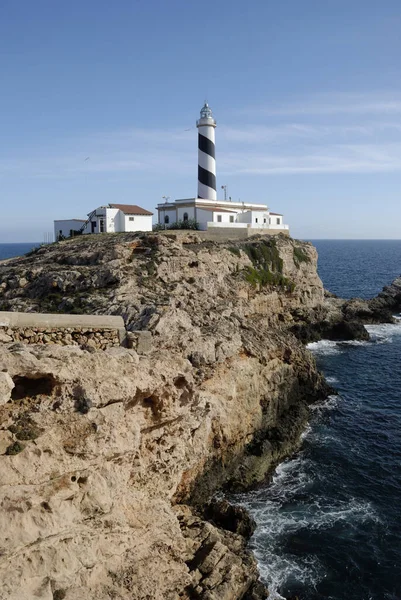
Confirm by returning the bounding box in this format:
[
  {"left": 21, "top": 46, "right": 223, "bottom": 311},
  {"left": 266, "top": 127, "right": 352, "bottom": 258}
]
[
  {"left": 156, "top": 103, "right": 289, "bottom": 235},
  {"left": 54, "top": 219, "right": 88, "bottom": 240},
  {"left": 54, "top": 203, "right": 153, "bottom": 241},
  {"left": 156, "top": 197, "right": 289, "bottom": 233}
]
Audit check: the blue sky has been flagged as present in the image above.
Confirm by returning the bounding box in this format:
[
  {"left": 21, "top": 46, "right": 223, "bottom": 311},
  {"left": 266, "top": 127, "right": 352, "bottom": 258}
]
[{"left": 1, "top": 0, "right": 401, "bottom": 241}]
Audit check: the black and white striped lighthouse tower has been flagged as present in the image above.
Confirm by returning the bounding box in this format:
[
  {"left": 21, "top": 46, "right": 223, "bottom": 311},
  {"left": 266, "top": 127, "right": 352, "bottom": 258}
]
[{"left": 196, "top": 102, "right": 217, "bottom": 200}]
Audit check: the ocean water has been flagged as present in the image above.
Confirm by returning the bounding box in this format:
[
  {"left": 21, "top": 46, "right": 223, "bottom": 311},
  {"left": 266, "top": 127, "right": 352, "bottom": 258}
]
[
  {"left": 233, "top": 240, "right": 401, "bottom": 600},
  {"left": 0, "top": 243, "right": 40, "bottom": 261}
]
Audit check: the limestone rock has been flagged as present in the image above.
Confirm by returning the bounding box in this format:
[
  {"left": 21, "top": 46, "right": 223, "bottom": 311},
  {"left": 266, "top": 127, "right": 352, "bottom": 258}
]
[
  {"left": 0, "top": 370, "right": 14, "bottom": 404},
  {"left": 0, "top": 233, "right": 340, "bottom": 599},
  {"left": 0, "top": 331, "right": 12, "bottom": 343}
]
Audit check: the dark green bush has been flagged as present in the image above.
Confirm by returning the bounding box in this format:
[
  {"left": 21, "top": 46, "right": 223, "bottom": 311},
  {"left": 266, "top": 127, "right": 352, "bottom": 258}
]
[
  {"left": 5, "top": 441, "right": 25, "bottom": 455},
  {"left": 245, "top": 267, "right": 295, "bottom": 292},
  {"left": 241, "top": 239, "right": 295, "bottom": 292},
  {"left": 153, "top": 219, "right": 199, "bottom": 231},
  {"left": 243, "top": 239, "right": 283, "bottom": 273},
  {"left": 293, "top": 246, "right": 310, "bottom": 267}
]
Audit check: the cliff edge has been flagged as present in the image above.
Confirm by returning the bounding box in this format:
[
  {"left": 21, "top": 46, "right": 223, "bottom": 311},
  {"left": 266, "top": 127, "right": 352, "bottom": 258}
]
[{"left": 0, "top": 234, "right": 333, "bottom": 600}]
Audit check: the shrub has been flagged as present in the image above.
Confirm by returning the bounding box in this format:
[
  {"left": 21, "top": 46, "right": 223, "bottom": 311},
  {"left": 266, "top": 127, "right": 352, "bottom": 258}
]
[
  {"left": 153, "top": 219, "right": 199, "bottom": 231},
  {"left": 243, "top": 238, "right": 283, "bottom": 273},
  {"left": 293, "top": 246, "right": 310, "bottom": 267},
  {"left": 241, "top": 239, "right": 295, "bottom": 292},
  {"left": 245, "top": 267, "right": 295, "bottom": 292},
  {"left": 5, "top": 441, "right": 25, "bottom": 455}
]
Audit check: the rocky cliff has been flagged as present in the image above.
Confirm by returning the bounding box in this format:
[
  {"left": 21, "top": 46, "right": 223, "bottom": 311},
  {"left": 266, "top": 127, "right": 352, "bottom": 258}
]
[{"left": 0, "top": 233, "right": 334, "bottom": 600}]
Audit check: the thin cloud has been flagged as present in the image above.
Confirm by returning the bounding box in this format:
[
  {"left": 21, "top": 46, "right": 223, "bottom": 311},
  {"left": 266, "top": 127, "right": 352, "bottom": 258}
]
[
  {"left": 3, "top": 93, "right": 401, "bottom": 179},
  {"left": 234, "top": 92, "right": 401, "bottom": 117},
  {"left": 220, "top": 143, "right": 401, "bottom": 175}
]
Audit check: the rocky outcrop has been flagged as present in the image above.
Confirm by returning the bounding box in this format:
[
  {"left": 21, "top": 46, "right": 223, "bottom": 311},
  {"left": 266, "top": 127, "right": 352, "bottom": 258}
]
[{"left": 0, "top": 233, "right": 333, "bottom": 599}]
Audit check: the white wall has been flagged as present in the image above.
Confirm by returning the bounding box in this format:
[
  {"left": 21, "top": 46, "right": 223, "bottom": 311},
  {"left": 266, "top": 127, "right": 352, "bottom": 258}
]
[
  {"left": 123, "top": 214, "right": 153, "bottom": 232},
  {"left": 236, "top": 211, "right": 252, "bottom": 224},
  {"left": 158, "top": 207, "right": 177, "bottom": 225},
  {"left": 250, "top": 211, "right": 269, "bottom": 226},
  {"left": 54, "top": 220, "right": 88, "bottom": 240},
  {"left": 212, "top": 211, "right": 236, "bottom": 224},
  {"left": 105, "top": 208, "right": 119, "bottom": 232},
  {"left": 177, "top": 206, "right": 195, "bottom": 222},
  {"left": 270, "top": 215, "right": 282, "bottom": 225},
  {"left": 195, "top": 208, "right": 212, "bottom": 230}
]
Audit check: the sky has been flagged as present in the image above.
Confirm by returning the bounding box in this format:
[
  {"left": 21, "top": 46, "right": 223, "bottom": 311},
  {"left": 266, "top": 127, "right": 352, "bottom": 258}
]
[{"left": 1, "top": 0, "right": 401, "bottom": 241}]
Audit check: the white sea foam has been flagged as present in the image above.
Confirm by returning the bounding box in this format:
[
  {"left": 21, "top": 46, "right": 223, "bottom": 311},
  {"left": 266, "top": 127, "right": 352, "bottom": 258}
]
[
  {"left": 307, "top": 339, "right": 341, "bottom": 355},
  {"left": 300, "top": 423, "right": 312, "bottom": 440},
  {"left": 307, "top": 321, "right": 401, "bottom": 355},
  {"left": 244, "top": 491, "right": 379, "bottom": 599},
  {"left": 366, "top": 321, "right": 401, "bottom": 344},
  {"left": 234, "top": 444, "right": 380, "bottom": 599},
  {"left": 310, "top": 394, "right": 340, "bottom": 413}
]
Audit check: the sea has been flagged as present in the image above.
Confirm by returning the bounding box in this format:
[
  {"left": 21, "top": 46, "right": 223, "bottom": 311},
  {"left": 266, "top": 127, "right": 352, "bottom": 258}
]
[
  {"left": 232, "top": 240, "right": 401, "bottom": 600},
  {"left": 0, "top": 243, "right": 40, "bottom": 261},
  {"left": 1, "top": 240, "right": 401, "bottom": 599}
]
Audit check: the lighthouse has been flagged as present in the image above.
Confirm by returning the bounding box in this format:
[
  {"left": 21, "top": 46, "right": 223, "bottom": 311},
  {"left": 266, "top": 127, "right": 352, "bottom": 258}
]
[{"left": 196, "top": 102, "right": 217, "bottom": 200}]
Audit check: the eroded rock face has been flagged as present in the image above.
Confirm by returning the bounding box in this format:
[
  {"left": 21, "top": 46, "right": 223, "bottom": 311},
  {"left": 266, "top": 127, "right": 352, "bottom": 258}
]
[{"left": 0, "top": 234, "right": 332, "bottom": 599}]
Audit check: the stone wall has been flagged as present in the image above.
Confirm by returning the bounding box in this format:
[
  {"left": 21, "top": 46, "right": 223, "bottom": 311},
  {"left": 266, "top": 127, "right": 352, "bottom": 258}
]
[
  {"left": 0, "top": 326, "right": 121, "bottom": 349},
  {"left": 0, "top": 311, "right": 126, "bottom": 349}
]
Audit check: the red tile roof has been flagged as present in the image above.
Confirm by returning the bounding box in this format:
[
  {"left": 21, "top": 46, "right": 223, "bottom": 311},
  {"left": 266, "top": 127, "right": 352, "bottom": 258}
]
[{"left": 109, "top": 203, "right": 153, "bottom": 216}]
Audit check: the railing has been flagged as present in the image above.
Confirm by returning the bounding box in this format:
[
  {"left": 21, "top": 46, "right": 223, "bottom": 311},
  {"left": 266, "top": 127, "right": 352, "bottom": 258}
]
[
  {"left": 207, "top": 222, "right": 289, "bottom": 230},
  {"left": 79, "top": 209, "right": 97, "bottom": 234}
]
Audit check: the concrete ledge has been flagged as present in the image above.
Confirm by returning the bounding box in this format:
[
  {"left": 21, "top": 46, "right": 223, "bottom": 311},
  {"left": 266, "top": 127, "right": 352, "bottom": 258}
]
[
  {"left": 0, "top": 311, "right": 124, "bottom": 329},
  {"left": 0, "top": 312, "right": 127, "bottom": 345}
]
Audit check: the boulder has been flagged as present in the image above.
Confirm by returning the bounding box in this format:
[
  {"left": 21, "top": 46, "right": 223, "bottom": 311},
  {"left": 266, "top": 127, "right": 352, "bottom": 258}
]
[{"left": 0, "top": 370, "right": 14, "bottom": 404}]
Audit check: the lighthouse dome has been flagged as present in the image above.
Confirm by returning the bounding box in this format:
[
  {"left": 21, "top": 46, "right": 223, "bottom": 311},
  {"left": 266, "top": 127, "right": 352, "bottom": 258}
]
[{"left": 200, "top": 102, "right": 213, "bottom": 119}]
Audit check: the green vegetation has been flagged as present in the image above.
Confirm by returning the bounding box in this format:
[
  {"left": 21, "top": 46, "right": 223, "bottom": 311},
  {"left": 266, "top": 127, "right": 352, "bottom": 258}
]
[
  {"left": 8, "top": 414, "right": 43, "bottom": 441},
  {"left": 5, "top": 441, "right": 25, "bottom": 455},
  {"left": 25, "top": 244, "right": 42, "bottom": 257},
  {"left": 241, "top": 239, "right": 295, "bottom": 292},
  {"left": 293, "top": 246, "right": 310, "bottom": 267},
  {"left": 153, "top": 218, "right": 199, "bottom": 231},
  {"left": 243, "top": 238, "right": 283, "bottom": 273},
  {"left": 245, "top": 267, "right": 295, "bottom": 293}
]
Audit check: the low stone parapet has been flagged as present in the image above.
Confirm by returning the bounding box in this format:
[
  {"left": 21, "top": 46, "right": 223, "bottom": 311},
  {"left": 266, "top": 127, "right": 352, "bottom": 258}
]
[{"left": 0, "top": 312, "right": 126, "bottom": 349}]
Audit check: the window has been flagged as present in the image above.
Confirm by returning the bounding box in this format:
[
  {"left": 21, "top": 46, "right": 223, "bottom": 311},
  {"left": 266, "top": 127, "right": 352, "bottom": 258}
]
[
  {"left": 217, "top": 215, "right": 222, "bottom": 222},
  {"left": 183, "top": 212, "right": 189, "bottom": 222},
  {"left": 255, "top": 218, "right": 258, "bottom": 224},
  {"left": 164, "top": 215, "right": 170, "bottom": 224},
  {"left": 129, "top": 217, "right": 135, "bottom": 221},
  {"left": 276, "top": 217, "right": 280, "bottom": 225},
  {"left": 229, "top": 215, "right": 234, "bottom": 223}
]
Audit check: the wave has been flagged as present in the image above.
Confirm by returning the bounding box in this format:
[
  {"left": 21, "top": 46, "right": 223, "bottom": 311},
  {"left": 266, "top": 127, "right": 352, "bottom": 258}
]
[
  {"left": 307, "top": 321, "right": 401, "bottom": 355},
  {"left": 237, "top": 454, "right": 380, "bottom": 599},
  {"left": 366, "top": 321, "right": 401, "bottom": 344},
  {"left": 310, "top": 394, "right": 341, "bottom": 414},
  {"left": 307, "top": 339, "right": 341, "bottom": 355}
]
